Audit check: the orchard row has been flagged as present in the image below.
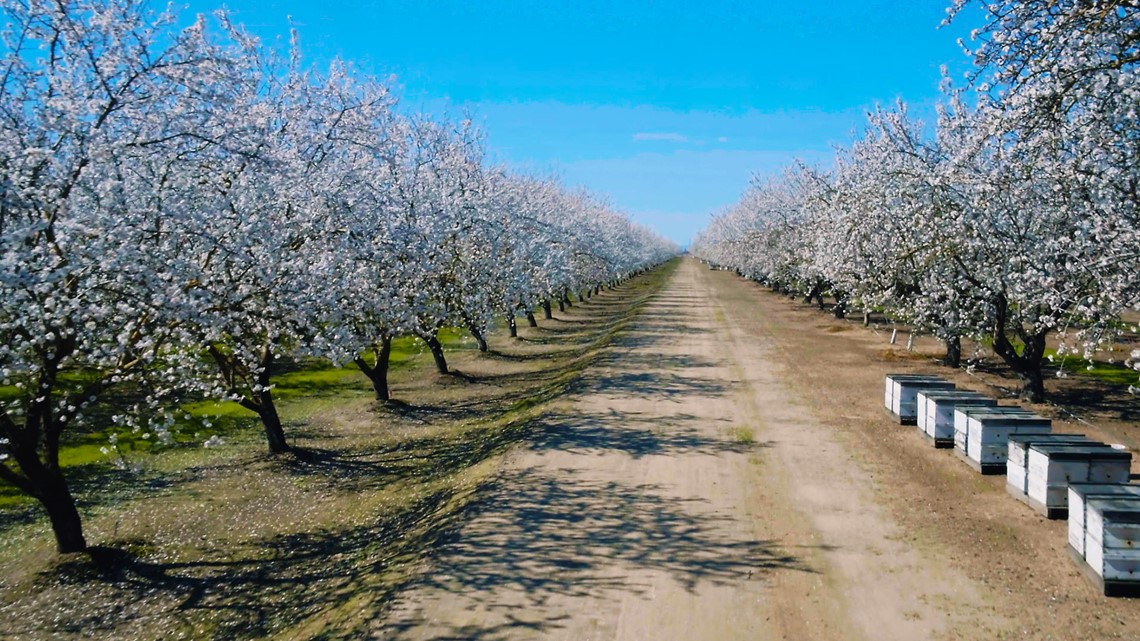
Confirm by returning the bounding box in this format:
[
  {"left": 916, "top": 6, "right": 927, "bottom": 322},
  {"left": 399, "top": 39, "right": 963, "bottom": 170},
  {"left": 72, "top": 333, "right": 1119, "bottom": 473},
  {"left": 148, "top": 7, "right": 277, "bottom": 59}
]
[
  {"left": 0, "top": 0, "right": 676, "bottom": 552},
  {"left": 693, "top": 0, "right": 1139, "bottom": 403}
]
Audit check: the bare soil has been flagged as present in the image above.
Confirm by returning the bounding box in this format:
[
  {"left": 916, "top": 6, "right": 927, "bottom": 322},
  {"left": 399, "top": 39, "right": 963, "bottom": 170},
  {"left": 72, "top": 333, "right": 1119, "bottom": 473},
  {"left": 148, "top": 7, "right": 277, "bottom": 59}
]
[{"left": 381, "top": 258, "right": 1140, "bottom": 640}]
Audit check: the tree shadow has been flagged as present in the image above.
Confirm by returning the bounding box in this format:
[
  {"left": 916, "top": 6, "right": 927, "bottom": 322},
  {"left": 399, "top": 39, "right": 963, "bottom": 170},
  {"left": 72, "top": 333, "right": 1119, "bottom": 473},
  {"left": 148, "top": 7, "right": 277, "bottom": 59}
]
[
  {"left": 382, "top": 465, "right": 817, "bottom": 639},
  {"left": 531, "top": 410, "right": 767, "bottom": 458},
  {"left": 572, "top": 369, "right": 729, "bottom": 401},
  {"left": 5, "top": 480, "right": 480, "bottom": 641}
]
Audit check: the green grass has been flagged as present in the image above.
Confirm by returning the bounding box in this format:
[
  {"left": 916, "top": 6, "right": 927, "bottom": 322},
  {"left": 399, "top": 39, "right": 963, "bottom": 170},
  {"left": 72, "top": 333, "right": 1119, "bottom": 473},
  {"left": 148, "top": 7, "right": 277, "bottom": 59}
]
[
  {"left": 0, "top": 330, "right": 482, "bottom": 510},
  {"left": 974, "top": 336, "right": 1138, "bottom": 388},
  {"left": 1051, "top": 351, "right": 1139, "bottom": 386},
  {"left": 728, "top": 425, "right": 755, "bottom": 445}
]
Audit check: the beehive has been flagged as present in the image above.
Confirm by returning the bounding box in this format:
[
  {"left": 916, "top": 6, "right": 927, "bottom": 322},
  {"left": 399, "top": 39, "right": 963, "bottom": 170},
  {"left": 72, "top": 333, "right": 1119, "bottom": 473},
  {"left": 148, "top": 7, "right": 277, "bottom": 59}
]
[
  {"left": 884, "top": 374, "right": 955, "bottom": 425},
  {"left": 954, "top": 407, "right": 1048, "bottom": 473},
  {"left": 1007, "top": 434, "right": 1098, "bottom": 502},
  {"left": 915, "top": 390, "right": 995, "bottom": 447},
  {"left": 1026, "top": 444, "right": 1131, "bottom": 518},
  {"left": 1075, "top": 497, "right": 1140, "bottom": 597},
  {"left": 1069, "top": 484, "right": 1140, "bottom": 558}
]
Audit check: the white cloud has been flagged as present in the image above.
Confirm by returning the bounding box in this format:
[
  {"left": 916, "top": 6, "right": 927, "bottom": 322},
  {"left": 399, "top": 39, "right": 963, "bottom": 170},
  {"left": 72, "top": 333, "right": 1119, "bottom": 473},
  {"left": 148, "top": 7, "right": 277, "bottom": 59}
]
[
  {"left": 717, "top": 136, "right": 729, "bottom": 143},
  {"left": 632, "top": 132, "right": 689, "bottom": 143}
]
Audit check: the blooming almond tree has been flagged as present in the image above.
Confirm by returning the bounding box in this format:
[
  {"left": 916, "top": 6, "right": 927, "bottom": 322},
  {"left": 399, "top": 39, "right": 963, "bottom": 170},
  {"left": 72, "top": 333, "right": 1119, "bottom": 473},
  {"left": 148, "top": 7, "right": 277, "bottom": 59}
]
[
  {"left": 0, "top": 0, "right": 232, "bottom": 552},
  {"left": 167, "top": 34, "right": 391, "bottom": 453},
  {"left": 942, "top": 0, "right": 1140, "bottom": 398}
]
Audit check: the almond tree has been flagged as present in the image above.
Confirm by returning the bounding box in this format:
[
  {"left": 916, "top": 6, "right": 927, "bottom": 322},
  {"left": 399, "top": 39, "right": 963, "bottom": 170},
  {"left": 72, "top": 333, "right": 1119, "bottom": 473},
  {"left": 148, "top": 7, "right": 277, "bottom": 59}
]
[
  {"left": 0, "top": 0, "right": 231, "bottom": 552},
  {"left": 941, "top": 0, "right": 1140, "bottom": 398}
]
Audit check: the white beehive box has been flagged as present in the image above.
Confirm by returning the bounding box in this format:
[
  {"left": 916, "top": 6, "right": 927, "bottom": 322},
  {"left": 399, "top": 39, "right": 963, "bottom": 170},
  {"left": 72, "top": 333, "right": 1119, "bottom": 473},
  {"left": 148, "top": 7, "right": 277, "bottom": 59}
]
[
  {"left": 966, "top": 415, "right": 1052, "bottom": 473},
  {"left": 954, "top": 408, "right": 1050, "bottom": 474},
  {"left": 884, "top": 374, "right": 955, "bottom": 425},
  {"left": 916, "top": 390, "right": 995, "bottom": 447},
  {"left": 1007, "top": 434, "right": 1098, "bottom": 500},
  {"left": 953, "top": 406, "right": 1036, "bottom": 454},
  {"left": 1077, "top": 498, "right": 1140, "bottom": 596},
  {"left": 1069, "top": 484, "right": 1140, "bottom": 558},
  {"left": 1026, "top": 445, "right": 1131, "bottom": 518}
]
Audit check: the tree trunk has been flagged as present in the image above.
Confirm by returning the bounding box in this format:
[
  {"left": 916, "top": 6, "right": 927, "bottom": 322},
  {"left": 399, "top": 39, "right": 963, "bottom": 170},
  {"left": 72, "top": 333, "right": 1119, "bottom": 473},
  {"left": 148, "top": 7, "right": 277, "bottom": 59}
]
[
  {"left": 13, "top": 456, "right": 88, "bottom": 554},
  {"left": 257, "top": 399, "right": 288, "bottom": 453},
  {"left": 593, "top": 285, "right": 600, "bottom": 296},
  {"left": 506, "top": 311, "right": 518, "bottom": 338},
  {"left": 833, "top": 296, "right": 847, "bottom": 319},
  {"left": 542, "top": 299, "right": 553, "bottom": 319},
  {"left": 863, "top": 309, "right": 872, "bottom": 327},
  {"left": 423, "top": 333, "right": 449, "bottom": 374},
  {"left": 41, "top": 477, "right": 86, "bottom": 553},
  {"left": 990, "top": 294, "right": 1048, "bottom": 403},
  {"left": 470, "top": 327, "right": 488, "bottom": 352},
  {"left": 234, "top": 346, "right": 289, "bottom": 454},
  {"left": 943, "top": 335, "right": 962, "bottom": 368},
  {"left": 562, "top": 289, "right": 573, "bottom": 307},
  {"left": 210, "top": 342, "right": 289, "bottom": 454},
  {"left": 557, "top": 298, "right": 565, "bottom": 313},
  {"left": 1020, "top": 367, "right": 1046, "bottom": 404},
  {"left": 803, "top": 282, "right": 823, "bottom": 307},
  {"left": 354, "top": 335, "right": 393, "bottom": 401},
  {"left": 525, "top": 310, "right": 538, "bottom": 327},
  {"left": 577, "top": 291, "right": 585, "bottom": 303}
]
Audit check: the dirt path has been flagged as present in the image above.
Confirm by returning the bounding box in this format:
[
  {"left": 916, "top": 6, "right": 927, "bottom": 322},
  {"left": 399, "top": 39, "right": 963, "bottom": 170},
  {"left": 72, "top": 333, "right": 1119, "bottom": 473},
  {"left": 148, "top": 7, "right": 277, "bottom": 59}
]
[{"left": 380, "top": 259, "right": 1002, "bottom": 640}]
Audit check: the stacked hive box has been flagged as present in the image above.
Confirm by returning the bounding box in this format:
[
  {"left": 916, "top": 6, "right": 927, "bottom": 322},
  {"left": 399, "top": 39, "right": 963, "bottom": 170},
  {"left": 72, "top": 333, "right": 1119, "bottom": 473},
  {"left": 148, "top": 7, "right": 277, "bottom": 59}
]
[
  {"left": 1026, "top": 444, "right": 1132, "bottom": 518},
  {"left": 1007, "top": 434, "right": 1098, "bottom": 503},
  {"left": 958, "top": 409, "right": 1052, "bottom": 474},
  {"left": 954, "top": 406, "right": 1036, "bottom": 455},
  {"left": 916, "top": 390, "right": 995, "bottom": 447},
  {"left": 884, "top": 374, "right": 956, "bottom": 425},
  {"left": 1074, "top": 497, "right": 1140, "bottom": 596},
  {"left": 1069, "top": 484, "right": 1140, "bottom": 557}
]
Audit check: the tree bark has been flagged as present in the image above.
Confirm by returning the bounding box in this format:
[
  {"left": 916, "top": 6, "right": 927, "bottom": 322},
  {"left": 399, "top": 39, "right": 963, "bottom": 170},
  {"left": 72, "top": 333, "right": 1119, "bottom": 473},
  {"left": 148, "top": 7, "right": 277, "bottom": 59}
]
[
  {"left": 249, "top": 349, "right": 288, "bottom": 453},
  {"left": 562, "top": 289, "right": 573, "bottom": 307},
  {"left": 943, "top": 335, "right": 962, "bottom": 368},
  {"left": 833, "top": 296, "right": 847, "bottom": 319},
  {"left": 470, "top": 327, "right": 488, "bottom": 352},
  {"left": 557, "top": 298, "right": 565, "bottom": 313},
  {"left": 525, "top": 310, "right": 538, "bottom": 327},
  {"left": 506, "top": 311, "right": 518, "bottom": 338},
  {"left": 422, "top": 333, "right": 449, "bottom": 374},
  {"left": 1020, "top": 367, "right": 1046, "bottom": 404},
  {"left": 39, "top": 473, "right": 87, "bottom": 553},
  {"left": 803, "top": 282, "right": 824, "bottom": 307},
  {"left": 213, "top": 342, "right": 289, "bottom": 454},
  {"left": 542, "top": 299, "right": 553, "bottom": 319},
  {"left": 353, "top": 335, "right": 393, "bottom": 401},
  {"left": 990, "top": 294, "right": 1048, "bottom": 402},
  {"left": 863, "top": 309, "right": 872, "bottom": 327},
  {"left": 7, "top": 452, "right": 87, "bottom": 553}
]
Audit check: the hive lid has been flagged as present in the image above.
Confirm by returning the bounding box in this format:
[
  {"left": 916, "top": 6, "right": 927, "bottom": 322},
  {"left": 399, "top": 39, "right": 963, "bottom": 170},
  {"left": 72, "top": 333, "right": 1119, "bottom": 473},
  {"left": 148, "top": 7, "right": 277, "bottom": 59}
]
[
  {"left": 1069, "top": 483, "right": 1140, "bottom": 500},
  {"left": 967, "top": 413, "right": 1051, "bottom": 424},
  {"left": 917, "top": 391, "right": 992, "bottom": 400},
  {"left": 1008, "top": 434, "right": 1096, "bottom": 446},
  {"left": 1030, "top": 443, "right": 1130, "bottom": 461}
]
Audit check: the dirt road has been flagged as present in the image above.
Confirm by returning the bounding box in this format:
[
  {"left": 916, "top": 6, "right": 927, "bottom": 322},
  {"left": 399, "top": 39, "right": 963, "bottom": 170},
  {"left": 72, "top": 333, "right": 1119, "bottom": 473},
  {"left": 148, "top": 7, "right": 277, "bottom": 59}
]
[{"left": 378, "top": 259, "right": 1022, "bottom": 640}]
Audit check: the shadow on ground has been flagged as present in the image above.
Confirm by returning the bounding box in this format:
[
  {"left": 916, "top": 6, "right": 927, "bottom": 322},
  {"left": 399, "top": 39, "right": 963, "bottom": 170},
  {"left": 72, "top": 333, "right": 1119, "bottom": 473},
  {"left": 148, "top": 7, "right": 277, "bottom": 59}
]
[{"left": 383, "top": 464, "right": 814, "bottom": 641}]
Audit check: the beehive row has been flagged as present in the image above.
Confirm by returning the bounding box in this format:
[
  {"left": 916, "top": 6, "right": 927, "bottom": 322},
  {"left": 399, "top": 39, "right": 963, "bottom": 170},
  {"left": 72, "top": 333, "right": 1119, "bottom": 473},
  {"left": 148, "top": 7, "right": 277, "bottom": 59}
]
[{"left": 884, "top": 374, "right": 1137, "bottom": 597}]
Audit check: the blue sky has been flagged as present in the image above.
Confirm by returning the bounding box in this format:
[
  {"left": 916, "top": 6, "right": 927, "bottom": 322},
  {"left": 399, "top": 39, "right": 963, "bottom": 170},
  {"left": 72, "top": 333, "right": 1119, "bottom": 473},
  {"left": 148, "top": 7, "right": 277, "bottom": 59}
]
[{"left": 182, "top": 0, "right": 980, "bottom": 245}]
